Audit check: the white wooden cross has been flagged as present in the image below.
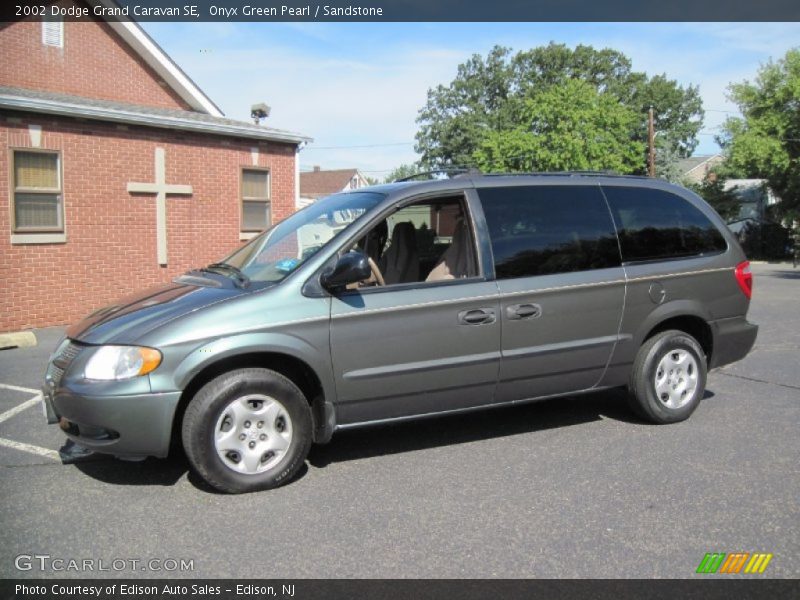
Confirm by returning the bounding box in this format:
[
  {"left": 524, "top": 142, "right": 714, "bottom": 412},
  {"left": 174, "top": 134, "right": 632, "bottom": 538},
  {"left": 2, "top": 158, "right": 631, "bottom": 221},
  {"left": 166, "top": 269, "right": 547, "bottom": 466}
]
[{"left": 127, "top": 147, "right": 192, "bottom": 265}]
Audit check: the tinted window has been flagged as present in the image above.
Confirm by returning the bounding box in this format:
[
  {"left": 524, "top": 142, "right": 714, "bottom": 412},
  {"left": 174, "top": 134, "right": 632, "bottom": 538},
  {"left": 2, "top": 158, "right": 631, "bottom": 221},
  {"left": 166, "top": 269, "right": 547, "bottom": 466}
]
[
  {"left": 479, "top": 185, "right": 621, "bottom": 279},
  {"left": 602, "top": 186, "right": 727, "bottom": 263}
]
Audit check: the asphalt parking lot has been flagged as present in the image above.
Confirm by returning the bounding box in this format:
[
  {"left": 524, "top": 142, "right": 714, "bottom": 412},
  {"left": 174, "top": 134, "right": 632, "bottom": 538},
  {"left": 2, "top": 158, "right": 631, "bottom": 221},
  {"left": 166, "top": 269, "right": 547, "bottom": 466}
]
[{"left": 0, "top": 262, "right": 797, "bottom": 579}]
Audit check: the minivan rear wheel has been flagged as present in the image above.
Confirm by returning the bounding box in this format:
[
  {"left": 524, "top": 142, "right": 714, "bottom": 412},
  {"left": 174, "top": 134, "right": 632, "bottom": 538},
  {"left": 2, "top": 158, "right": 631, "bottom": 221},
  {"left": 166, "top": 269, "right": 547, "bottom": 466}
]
[
  {"left": 628, "top": 330, "right": 707, "bottom": 424},
  {"left": 182, "top": 368, "right": 312, "bottom": 493}
]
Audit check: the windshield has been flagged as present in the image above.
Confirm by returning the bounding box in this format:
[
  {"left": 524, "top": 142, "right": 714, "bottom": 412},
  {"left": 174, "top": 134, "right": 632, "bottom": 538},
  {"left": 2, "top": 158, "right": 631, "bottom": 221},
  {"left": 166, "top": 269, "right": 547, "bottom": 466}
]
[{"left": 219, "top": 191, "right": 385, "bottom": 283}]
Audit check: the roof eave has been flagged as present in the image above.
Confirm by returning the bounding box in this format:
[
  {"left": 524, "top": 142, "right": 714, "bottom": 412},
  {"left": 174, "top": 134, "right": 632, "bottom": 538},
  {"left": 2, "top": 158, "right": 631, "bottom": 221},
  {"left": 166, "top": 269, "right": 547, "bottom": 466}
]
[
  {"left": 89, "top": 0, "right": 224, "bottom": 117},
  {"left": 684, "top": 154, "right": 724, "bottom": 175},
  {"left": 0, "top": 95, "right": 312, "bottom": 145}
]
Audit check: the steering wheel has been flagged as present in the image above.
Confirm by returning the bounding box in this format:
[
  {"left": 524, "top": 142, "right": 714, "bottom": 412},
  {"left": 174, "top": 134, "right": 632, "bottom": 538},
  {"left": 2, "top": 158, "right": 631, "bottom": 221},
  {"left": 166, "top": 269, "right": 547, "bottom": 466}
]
[{"left": 367, "top": 257, "right": 385, "bottom": 286}]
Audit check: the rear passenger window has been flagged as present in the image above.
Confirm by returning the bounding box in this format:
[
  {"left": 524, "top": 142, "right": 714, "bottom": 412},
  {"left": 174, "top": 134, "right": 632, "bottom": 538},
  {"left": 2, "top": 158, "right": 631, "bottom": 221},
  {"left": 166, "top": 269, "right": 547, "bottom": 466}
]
[
  {"left": 479, "top": 185, "right": 621, "bottom": 279},
  {"left": 602, "top": 186, "right": 727, "bottom": 263}
]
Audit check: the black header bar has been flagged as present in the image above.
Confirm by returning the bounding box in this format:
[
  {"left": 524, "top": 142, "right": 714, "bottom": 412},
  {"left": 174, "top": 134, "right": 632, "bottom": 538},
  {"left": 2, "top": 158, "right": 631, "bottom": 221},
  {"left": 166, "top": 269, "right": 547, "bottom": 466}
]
[
  {"left": 2, "top": 579, "right": 800, "bottom": 600},
  {"left": 3, "top": 0, "right": 800, "bottom": 22}
]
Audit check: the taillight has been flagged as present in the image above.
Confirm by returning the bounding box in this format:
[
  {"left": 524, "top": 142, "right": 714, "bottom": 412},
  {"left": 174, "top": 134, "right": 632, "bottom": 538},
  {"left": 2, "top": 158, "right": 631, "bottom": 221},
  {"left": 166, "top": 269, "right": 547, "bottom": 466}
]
[{"left": 735, "top": 261, "right": 753, "bottom": 299}]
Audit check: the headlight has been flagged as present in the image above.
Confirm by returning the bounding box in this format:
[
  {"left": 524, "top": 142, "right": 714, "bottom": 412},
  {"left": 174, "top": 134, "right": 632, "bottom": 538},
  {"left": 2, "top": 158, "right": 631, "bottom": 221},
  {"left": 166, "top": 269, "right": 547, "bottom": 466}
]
[{"left": 84, "top": 346, "right": 162, "bottom": 381}]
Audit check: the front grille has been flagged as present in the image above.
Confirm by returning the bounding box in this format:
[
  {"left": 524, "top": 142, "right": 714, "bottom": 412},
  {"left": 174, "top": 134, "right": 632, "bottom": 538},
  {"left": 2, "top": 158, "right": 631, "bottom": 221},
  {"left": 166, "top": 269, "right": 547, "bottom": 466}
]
[
  {"left": 48, "top": 339, "right": 85, "bottom": 388},
  {"left": 55, "top": 340, "right": 82, "bottom": 366},
  {"left": 48, "top": 364, "right": 65, "bottom": 387}
]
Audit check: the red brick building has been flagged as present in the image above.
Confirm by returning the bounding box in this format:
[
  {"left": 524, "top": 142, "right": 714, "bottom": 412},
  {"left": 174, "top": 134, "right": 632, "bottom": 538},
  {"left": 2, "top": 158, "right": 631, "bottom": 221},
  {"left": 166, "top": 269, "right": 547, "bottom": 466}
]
[{"left": 0, "top": 4, "right": 310, "bottom": 332}]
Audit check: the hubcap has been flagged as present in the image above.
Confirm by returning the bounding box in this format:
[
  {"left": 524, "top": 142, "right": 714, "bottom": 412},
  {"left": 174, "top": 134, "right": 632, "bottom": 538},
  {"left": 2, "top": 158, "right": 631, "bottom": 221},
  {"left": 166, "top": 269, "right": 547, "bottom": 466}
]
[
  {"left": 654, "top": 349, "right": 699, "bottom": 409},
  {"left": 213, "top": 394, "right": 293, "bottom": 475}
]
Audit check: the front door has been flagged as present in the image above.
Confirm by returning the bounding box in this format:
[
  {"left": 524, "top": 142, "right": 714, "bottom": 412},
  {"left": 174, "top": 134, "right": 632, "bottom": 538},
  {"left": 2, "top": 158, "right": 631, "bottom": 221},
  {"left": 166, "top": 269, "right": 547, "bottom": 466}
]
[{"left": 329, "top": 194, "right": 501, "bottom": 425}]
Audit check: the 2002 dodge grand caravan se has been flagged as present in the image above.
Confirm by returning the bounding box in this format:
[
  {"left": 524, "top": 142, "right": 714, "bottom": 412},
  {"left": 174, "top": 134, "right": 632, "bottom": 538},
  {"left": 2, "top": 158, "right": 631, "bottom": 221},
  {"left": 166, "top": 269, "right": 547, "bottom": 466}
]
[{"left": 43, "top": 173, "right": 758, "bottom": 493}]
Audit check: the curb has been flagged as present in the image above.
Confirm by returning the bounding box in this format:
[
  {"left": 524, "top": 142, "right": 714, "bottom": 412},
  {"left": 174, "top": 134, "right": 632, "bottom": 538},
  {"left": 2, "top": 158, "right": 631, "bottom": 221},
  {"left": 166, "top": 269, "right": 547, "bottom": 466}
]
[{"left": 0, "top": 330, "right": 38, "bottom": 350}]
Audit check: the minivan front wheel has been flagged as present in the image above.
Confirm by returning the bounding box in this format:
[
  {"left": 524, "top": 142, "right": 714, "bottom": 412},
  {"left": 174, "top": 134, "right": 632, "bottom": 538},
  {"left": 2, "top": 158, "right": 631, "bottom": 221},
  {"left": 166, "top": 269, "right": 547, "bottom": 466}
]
[
  {"left": 182, "top": 368, "right": 312, "bottom": 493},
  {"left": 628, "top": 330, "right": 707, "bottom": 424}
]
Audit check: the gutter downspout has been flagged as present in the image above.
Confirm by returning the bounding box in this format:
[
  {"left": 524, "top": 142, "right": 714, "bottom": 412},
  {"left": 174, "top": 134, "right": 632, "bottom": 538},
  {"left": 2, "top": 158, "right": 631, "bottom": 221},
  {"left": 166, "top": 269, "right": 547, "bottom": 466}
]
[{"left": 295, "top": 141, "right": 307, "bottom": 209}]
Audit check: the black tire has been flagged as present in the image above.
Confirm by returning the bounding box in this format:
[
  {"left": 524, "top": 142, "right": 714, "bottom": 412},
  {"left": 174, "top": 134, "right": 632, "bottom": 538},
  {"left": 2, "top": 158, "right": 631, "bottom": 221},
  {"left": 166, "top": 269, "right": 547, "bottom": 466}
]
[
  {"left": 182, "top": 368, "right": 312, "bottom": 493},
  {"left": 627, "top": 330, "right": 707, "bottom": 424}
]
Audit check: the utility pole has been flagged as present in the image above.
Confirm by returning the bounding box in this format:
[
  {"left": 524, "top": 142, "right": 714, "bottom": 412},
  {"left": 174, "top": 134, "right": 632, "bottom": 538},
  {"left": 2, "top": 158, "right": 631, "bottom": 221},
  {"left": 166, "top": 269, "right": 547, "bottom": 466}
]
[{"left": 648, "top": 106, "right": 656, "bottom": 177}]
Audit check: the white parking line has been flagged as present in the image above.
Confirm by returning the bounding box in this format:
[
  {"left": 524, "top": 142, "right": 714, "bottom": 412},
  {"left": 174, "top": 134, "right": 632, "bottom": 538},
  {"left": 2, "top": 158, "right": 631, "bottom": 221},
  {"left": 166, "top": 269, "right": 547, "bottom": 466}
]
[
  {"left": 0, "top": 383, "right": 40, "bottom": 394},
  {"left": 0, "top": 394, "right": 43, "bottom": 425},
  {"left": 0, "top": 385, "right": 59, "bottom": 461},
  {"left": 0, "top": 383, "right": 61, "bottom": 462},
  {"left": 0, "top": 437, "right": 60, "bottom": 461}
]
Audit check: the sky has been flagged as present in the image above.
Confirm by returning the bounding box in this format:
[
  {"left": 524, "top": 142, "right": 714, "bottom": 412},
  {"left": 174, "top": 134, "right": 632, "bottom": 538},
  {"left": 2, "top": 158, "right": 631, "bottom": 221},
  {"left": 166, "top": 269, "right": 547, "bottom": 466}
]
[{"left": 143, "top": 22, "right": 800, "bottom": 179}]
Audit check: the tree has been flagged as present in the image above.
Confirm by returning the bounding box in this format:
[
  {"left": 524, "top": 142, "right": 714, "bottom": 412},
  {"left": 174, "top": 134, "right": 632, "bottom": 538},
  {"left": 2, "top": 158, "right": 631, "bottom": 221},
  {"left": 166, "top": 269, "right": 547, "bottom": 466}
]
[
  {"left": 473, "top": 79, "right": 644, "bottom": 173},
  {"left": 415, "top": 46, "right": 513, "bottom": 169},
  {"left": 383, "top": 163, "right": 422, "bottom": 183},
  {"left": 654, "top": 135, "right": 685, "bottom": 183},
  {"left": 415, "top": 43, "right": 704, "bottom": 172},
  {"left": 718, "top": 48, "right": 800, "bottom": 223},
  {"left": 687, "top": 177, "right": 741, "bottom": 222}
]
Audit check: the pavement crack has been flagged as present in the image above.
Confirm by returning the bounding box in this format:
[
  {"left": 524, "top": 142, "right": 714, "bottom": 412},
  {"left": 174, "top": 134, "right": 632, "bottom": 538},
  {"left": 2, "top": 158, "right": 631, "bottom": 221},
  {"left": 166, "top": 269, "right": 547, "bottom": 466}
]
[{"left": 716, "top": 370, "right": 800, "bottom": 391}]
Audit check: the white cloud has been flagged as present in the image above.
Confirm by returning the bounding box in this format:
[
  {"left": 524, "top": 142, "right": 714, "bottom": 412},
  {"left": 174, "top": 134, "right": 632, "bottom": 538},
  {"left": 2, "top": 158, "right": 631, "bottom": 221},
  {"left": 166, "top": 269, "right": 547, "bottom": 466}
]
[{"left": 681, "top": 22, "right": 800, "bottom": 57}]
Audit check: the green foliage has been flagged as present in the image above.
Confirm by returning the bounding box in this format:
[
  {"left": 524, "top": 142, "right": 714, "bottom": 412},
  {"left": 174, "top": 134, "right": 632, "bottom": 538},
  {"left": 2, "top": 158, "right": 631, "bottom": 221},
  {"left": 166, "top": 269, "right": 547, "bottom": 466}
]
[
  {"left": 739, "top": 221, "right": 793, "bottom": 260},
  {"left": 383, "top": 163, "right": 422, "bottom": 183},
  {"left": 415, "top": 43, "right": 704, "bottom": 172},
  {"left": 654, "top": 135, "right": 685, "bottom": 183},
  {"left": 472, "top": 80, "right": 644, "bottom": 173},
  {"left": 718, "top": 47, "right": 800, "bottom": 223}
]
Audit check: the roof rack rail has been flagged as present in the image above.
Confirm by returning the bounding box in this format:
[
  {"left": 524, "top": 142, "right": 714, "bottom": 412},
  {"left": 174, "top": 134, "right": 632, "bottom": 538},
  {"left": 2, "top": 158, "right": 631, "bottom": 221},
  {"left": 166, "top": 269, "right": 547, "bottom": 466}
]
[
  {"left": 482, "top": 170, "right": 650, "bottom": 179},
  {"left": 394, "top": 167, "right": 480, "bottom": 182}
]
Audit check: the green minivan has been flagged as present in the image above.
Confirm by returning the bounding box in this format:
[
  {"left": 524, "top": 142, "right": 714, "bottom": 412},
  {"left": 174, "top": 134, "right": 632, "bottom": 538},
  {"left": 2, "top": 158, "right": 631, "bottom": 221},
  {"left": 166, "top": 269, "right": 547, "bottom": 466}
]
[{"left": 43, "top": 174, "right": 758, "bottom": 493}]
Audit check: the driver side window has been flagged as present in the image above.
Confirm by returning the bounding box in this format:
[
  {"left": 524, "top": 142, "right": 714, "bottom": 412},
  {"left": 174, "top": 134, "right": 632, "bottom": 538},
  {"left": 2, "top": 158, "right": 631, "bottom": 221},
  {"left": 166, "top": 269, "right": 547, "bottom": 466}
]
[{"left": 350, "top": 196, "right": 479, "bottom": 288}]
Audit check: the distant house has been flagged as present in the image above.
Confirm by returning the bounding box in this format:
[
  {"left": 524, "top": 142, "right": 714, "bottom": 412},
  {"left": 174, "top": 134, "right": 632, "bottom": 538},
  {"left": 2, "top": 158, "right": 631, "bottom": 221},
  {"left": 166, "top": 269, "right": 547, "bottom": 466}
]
[
  {"left": 677, "top": 154, "right": 725, "bottom": 184},
  {"left": 724, "top": 179, "right": 780, "bottom": 234},
  {"left": 298, "top": 166, "right": 370, "bottom": 208}
]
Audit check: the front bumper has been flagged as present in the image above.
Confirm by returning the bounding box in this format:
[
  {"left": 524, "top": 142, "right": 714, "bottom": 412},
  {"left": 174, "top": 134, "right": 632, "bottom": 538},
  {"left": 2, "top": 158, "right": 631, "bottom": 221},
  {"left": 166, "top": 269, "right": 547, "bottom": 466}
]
[
  {"left": 45, "top": 387, "right": 182, "bottom": 458},
  {"left": 710, "top": 316, "right": 759, "bottom": 369}
]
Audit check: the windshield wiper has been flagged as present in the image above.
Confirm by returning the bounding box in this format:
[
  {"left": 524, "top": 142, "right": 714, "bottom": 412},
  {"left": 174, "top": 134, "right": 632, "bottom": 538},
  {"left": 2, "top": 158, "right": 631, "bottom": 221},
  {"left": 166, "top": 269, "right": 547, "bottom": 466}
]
[{"left": 202, "top": 262, "right": 250, "bottom": 288}]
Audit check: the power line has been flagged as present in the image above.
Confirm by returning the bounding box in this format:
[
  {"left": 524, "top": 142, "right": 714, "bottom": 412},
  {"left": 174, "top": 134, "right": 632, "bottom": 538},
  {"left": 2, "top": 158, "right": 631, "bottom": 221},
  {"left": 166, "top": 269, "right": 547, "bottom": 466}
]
[{"left": 305, "top": 142, "right": 415, "bottom": 150}]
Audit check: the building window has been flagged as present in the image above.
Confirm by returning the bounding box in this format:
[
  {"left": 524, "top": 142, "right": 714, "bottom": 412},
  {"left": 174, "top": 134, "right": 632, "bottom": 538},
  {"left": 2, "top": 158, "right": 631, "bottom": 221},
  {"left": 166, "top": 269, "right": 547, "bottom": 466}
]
[
  {"left": 42, "top": 19, "right": 64, "bottom": 48},
  {"left": 241, "top": 169, "right": 270, "bottom": 232},
  {"left": 13, "top": 150, "right": 63, "bottom": 233}
]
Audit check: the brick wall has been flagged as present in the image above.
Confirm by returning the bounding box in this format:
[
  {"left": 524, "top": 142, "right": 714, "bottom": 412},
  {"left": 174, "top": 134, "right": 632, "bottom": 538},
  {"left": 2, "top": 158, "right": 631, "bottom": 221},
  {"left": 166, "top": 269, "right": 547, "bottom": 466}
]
[
  {"left": 0, "top": 112, "right": 297, "bottom": 332},
  {"left": 0, "top": 5, "right": 191, "bottom": 111}
]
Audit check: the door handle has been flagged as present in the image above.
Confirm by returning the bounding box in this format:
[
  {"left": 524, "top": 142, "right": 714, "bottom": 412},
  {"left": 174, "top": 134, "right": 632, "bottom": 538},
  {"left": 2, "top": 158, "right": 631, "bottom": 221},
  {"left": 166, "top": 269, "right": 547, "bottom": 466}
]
[
  {"left": 506, "top": 303, "right": 542, "bottom": 320},
  {"left": 458, "top": 308, "right": 496, "bottom": 326}
]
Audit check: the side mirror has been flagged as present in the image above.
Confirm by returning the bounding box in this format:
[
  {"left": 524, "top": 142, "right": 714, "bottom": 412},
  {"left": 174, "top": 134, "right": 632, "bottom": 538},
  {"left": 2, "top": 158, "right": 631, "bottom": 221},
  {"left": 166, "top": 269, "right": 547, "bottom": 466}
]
[{"left": 321, "top": 251, "right": 371, "bottom": 290}]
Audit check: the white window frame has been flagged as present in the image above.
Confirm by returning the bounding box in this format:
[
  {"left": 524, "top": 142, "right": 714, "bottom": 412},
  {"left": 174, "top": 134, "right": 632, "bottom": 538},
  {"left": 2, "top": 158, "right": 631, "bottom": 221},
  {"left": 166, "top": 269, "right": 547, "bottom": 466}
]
[
  {"left": 10, "top": 149, "right": 67, "bottom": 245},
  {"left": 240, "top": 167, "right": 271, "bottom": 236}
]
